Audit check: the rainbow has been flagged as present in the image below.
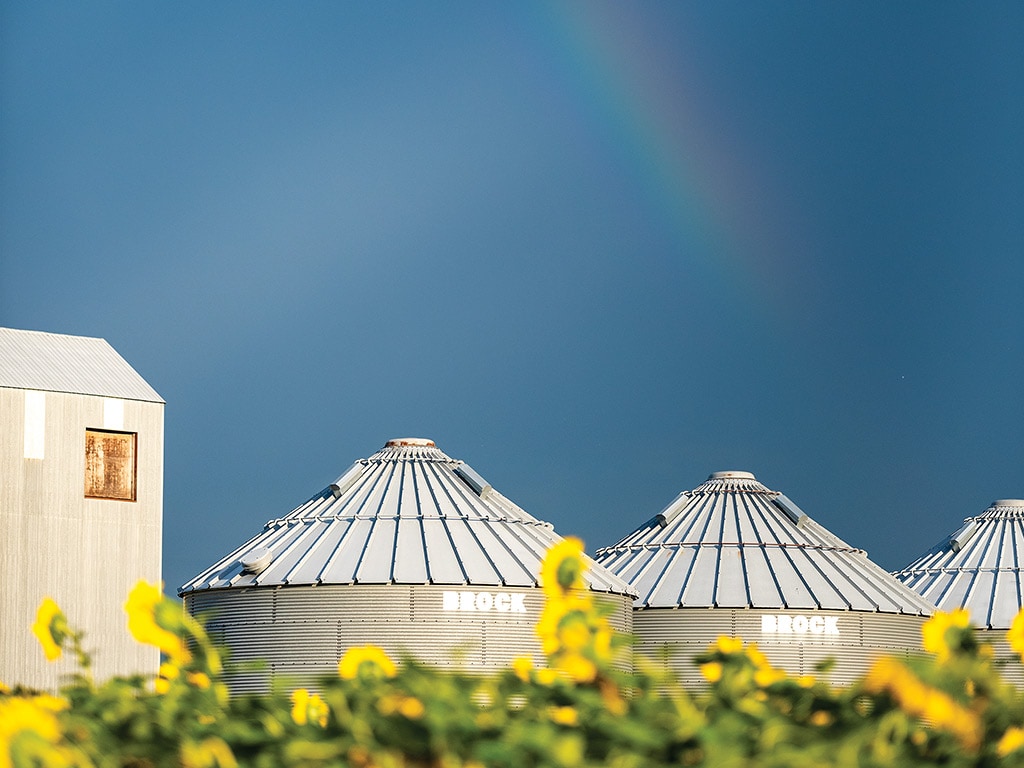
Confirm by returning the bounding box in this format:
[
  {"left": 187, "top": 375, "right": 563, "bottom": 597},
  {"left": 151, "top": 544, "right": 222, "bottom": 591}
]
[{"left": 530, "top": 4, "right": 803, "bottom": 318}]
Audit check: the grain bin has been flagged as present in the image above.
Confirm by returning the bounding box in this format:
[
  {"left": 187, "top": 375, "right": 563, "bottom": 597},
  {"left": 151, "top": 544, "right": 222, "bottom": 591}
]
[
  {"left": 179, "top": 438, "right": 635, "bottom": 694},
  {"left": 894, "top": 499, "right": 1024, "bottom": 685},
  {"left": 594, "top": 471, "right": 934, "bottom": 687}
]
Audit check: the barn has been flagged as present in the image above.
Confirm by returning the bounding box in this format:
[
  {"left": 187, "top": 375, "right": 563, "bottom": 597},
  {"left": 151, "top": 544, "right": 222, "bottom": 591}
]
[{"left": 0, "top": 327, "right": 164, "bottom": 689}]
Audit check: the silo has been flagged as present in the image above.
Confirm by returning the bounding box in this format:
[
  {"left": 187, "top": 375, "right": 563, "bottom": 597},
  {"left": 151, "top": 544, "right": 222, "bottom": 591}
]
[
  {"left": 894, "top": 499, "right": 1024, "bottom": 685},
  {"left": 595, "top": 471, "right": 934, "bottom": 687},
  {"left": 180, "top": 438, "right": 635, "bottom": 694}
]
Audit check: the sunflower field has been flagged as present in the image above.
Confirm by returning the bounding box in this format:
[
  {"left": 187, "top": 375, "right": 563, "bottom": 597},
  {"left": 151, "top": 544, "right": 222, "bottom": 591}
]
[{"left": 8, "top": 538, "right": 1024, "bottom": 767}]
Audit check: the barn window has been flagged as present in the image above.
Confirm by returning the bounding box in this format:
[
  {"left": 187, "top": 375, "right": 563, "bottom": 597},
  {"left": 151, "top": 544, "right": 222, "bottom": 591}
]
[{"left": 85, "top": 429, "right": 137, "bottom": 501}]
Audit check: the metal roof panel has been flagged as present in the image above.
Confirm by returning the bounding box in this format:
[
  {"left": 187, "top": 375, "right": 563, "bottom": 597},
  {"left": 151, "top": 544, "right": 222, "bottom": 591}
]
[
  {"left": 0, "top": 327, "right": 162, "bottom": 402},
  {"left": 715, "top": 547, "right": 751, "bottom": 607},
  {"left": 393, "top": 518, "right": 429, "bottom": 583},
  {"left": 421, "top": 519, "right": 466, "bottom": 583}
]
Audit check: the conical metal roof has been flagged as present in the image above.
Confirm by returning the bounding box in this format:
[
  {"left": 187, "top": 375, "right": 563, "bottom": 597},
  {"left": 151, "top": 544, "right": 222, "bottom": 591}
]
[
  {"left": 180, "top": 438, "right": 634, "bottom": 597},
  {"left": 595, "top": 471, "right": 933, "bottom": 615},
  {"left": 894, "top": 499, "right": 1024, "bottom": 629}
]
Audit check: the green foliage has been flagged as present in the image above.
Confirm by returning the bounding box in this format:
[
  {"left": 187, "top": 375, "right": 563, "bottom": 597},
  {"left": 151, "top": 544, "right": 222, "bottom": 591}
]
[{"left": 9, "top": 557, "right": 1024, "bottom": 767}]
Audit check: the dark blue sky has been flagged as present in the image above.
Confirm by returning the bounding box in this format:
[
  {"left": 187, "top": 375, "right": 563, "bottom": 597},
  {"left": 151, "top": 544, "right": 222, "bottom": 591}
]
[{"left": 2, "top": 2, "right": 1022, "bottom": 595}]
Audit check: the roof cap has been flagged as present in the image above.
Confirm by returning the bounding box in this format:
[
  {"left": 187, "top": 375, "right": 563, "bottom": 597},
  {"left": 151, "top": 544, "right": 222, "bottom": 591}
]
[
  {"left": 709, "top": 470, "right": 756, "bottom": 480},
  {"left": 386, "top": 437, "right": 436, "bottom": 447}
]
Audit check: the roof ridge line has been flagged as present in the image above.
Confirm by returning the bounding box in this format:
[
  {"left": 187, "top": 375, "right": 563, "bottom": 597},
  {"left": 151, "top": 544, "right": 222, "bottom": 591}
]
[
  {"left": 267, "top": 513, "right": 551, "bottom": 525},
  {"left": 597, "top": 540, "right": 866, "bottom": 555},
  {"left": 899, "top": 566, "right": 1024, "bottom": 574}
]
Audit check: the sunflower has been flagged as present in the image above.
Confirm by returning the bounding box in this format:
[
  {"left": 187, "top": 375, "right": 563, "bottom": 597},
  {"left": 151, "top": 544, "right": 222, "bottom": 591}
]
[
  {"left": 540, "top": 537, "right": 587, "bottom": 597},
  {"left": 338, "top": 645, "right": 398, "bottom": 680},
  {"left": 30, "top": 598, "right": 67, "bottom": 662}
]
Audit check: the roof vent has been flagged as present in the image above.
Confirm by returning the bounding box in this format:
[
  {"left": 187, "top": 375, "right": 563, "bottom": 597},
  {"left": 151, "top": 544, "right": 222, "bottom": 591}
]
[
  {"left": 656, "top": 491, "right": 691, "bottom": 527},
  {"left": 950, "top": 519, "right": 980, "bottom": 552},
  {"left": 454, "top": 462, "right": 492, "bottom": 499},
  {"left": 329, "top": 461, "right": 366, "bottom": 499},
  {"left": 240, "top": 546, "right": 273, "bottom": 574},
  {"left": 772, "top": 493, "right": 808, "bottom": 526},
  {"left": 386, "top": 437, "right": 436, "bottom": 447}
]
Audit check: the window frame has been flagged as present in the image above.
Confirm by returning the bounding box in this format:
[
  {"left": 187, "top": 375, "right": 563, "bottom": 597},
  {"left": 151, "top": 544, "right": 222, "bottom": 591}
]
[{"left": 84, "top": 428, "right": 138, "bottom": 502}]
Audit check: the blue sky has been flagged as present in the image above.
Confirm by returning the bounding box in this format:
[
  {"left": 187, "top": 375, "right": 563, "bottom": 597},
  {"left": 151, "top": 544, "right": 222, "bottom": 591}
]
[{"left": 2, "top": 2, "right": 1022, "bottom": 595}]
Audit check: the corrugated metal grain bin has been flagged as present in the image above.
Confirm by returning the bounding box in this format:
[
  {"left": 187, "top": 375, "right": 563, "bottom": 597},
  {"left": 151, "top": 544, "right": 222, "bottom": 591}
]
[
  {"left": 595, "top": 471, "right": 934, "bottom": 687},
  {"left": 894, "top": 499, "right": 1024, "bottom": 686},
  {"left": 179, "top": 438, "right": 635, "bottom": 694}
]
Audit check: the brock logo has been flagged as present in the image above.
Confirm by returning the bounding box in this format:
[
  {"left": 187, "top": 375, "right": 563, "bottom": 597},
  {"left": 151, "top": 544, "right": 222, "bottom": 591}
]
[
  {"left": 442, "top": 590, "right": 527, "bottom": 613},
  {"left": 761, "top": 614, "right": 840, "bottom": 636}
]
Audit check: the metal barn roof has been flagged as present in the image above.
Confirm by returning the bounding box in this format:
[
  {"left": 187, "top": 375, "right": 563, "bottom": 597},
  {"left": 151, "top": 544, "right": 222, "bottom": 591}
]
[
  {"left": 595, "top": 471, "right": 934, "bottom": 615},
  {"left": 894, "top": 499, "right": 1024, "bottom": 629},
  {"left": 0, "top": 327, "right": 163, "bottom": 403},
  {"left": 180, "top": 438, "right": 635, "bottom": 597}
]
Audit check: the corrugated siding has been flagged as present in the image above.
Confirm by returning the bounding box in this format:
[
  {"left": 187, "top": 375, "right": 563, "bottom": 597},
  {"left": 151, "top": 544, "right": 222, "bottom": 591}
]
[
  {"left": 0, "top": 387, "right": 163, "bottom": 691},
  {"left": 983, "top": 633, "right": 1024, "bottom": 688},
  {"left": 215, "top": 623, "right": 340, "bottom": 666},
  {"left": 0, "top": 327, "right": 163, "bottom": 402},
  {"left": 895, "top": 501, "right": 1024, "bottom": 629},
  {"left": 188, "top": 589, "right": 275, "bottom": 622},
  {"left": 187, "top": 584, "right": 634, "bottom": 695},
  {"left": 633, "top": 608, "right": 928, "bottom": 688},
  {"left": 596, "top": 472, "right": 933, "bottom": 616},
  {"left": 180, "top": 441, "right": 635, "bottom": 599}
]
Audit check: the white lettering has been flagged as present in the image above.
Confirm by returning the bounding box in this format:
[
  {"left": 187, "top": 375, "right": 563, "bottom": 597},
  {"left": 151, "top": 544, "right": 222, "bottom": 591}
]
[
  {"left": 760, "top": 614, "right": 841, "bottom": 636},
  {"left": 442, "top": 591, "right": 528, "bottom": 614}
]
